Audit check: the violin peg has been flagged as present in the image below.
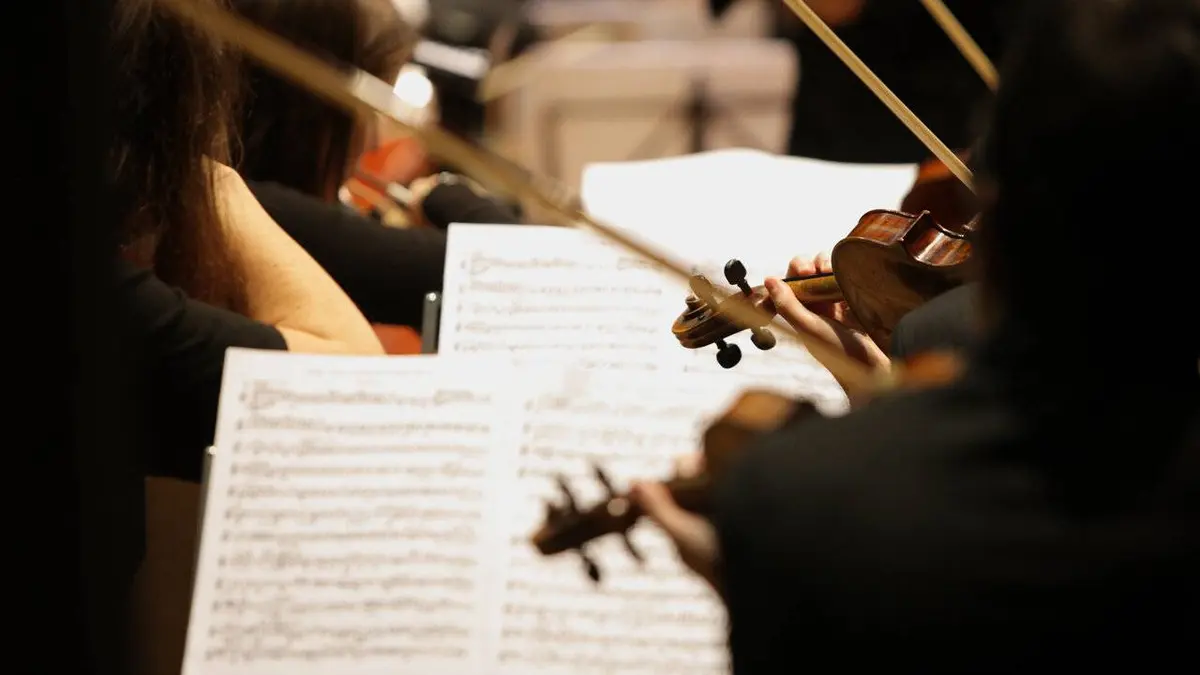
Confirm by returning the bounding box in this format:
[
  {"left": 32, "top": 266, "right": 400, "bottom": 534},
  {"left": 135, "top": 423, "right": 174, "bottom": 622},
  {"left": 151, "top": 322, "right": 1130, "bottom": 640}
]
[
  {"left": 581, "top": 551, "right": 602, "bottom": 583},
  {"left": 621, "top": 533, "right": 645, "bottom": 565},
  {"left": 593, "top": 464, "right": 617, "bottom": 497},
  {"left": 555, "top": 474, "right": 580, "bottom": 512},
  {"left": 715, "top": 339, "right": 742, "bottom": 369},
  {"left": 750, "top": 327, "right": 776, "bottom": 351},
  {"left": 723, "top": 259, "right": 752, "bottom": 295}
]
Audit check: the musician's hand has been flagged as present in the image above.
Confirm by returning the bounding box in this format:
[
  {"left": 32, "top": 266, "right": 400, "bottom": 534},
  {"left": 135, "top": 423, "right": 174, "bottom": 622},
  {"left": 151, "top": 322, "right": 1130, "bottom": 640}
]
[
  {"left": 631, "top": 455, "right": 721, "bottom": 594},
  {"left": 767, "top": 254, "right": 889, "bottom": 404},
  {"left": 405, "top": 175, "right": 440, "bottom": 225}
]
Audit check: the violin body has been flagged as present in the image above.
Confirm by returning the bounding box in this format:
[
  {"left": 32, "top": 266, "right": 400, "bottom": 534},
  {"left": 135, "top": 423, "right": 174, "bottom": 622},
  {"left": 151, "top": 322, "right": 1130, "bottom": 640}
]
[{"left": 832, "top": 208, "right": 975, "bottom": 348}]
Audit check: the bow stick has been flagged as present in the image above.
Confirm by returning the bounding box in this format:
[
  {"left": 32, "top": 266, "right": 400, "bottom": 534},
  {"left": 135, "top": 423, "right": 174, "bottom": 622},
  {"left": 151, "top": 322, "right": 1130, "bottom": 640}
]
[
  {"left": 918, "top": 0, "right": 999, "bottom": 91},
  {"left": 154, "top": 0, "right": 894, "bottom": 393},
  {"left": 779, "top": 0, "right": 974, "bottom": 190}
]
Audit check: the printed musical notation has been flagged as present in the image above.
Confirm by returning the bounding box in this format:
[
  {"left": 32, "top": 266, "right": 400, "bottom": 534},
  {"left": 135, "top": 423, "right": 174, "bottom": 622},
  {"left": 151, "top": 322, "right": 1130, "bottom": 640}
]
[
  {"left": 184, "top": 351, "right": 523, "bottom": 675},
  {"left": 438, "top": 225, "right": 688, "bottom": 372},
  {"left": 438, "top": 224, "right": 849, "bottom": 412},
  {"left": 185, "top": 351, "right": 745, "bottom": 675},
  {"left": 495, "top": 373, "right": 737, "bottom": 675}
]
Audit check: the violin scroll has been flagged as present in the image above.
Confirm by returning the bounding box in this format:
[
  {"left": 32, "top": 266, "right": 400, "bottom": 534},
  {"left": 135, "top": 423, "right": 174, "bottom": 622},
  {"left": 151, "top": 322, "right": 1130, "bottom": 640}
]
[
  {"left": 672, "top": 259, "right": 840, "bottom": 368},
  {"left": 533, "top": 464, "right": 646, "bottom": 583}
]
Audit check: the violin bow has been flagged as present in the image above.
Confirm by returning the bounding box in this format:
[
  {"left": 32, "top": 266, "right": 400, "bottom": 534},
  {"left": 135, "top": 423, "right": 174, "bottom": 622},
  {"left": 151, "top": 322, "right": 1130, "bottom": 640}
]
[
  {"left": 778, "top": 0, "right": 975, "bottom": 190},
  {"left": 153, "top": 0, "right": 893, "bottom": 394},
  {"left": 917, "top": 0, "right": 999, "bottom": 91}
]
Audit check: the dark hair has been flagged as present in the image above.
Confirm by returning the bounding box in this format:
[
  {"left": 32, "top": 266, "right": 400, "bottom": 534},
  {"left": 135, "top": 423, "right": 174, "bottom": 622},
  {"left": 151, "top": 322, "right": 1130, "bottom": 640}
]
[
  {"left": 111, "top": 0, "right": 247, "bottom": 312},
  {"left": 976, "top": 0, "right": 1200, "bottom": 356},
  {"left": 232, "top": 0, "right": 416, "bottom": 201}
]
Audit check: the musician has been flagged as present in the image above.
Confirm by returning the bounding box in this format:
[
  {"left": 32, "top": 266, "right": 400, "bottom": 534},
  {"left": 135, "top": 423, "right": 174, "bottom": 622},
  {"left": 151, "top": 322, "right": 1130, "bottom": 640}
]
[
  {"left": 639, "top": 1, "right": 1200, "bottom": 670},
  {"left": 233, "top": 0, "right": 518, "bottom": 327},
  {"left": 113, "top": 0, "right": 384, "bottom": 479},
  {"left": 709, "top": 0, "right": 1027, "bottom": 163}
]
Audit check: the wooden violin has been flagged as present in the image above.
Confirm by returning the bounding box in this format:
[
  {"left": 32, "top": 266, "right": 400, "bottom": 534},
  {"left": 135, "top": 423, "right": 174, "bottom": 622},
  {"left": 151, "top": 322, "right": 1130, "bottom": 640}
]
[
  {"left": 672, "top": 209, "right": 976, "bottom": 368},
  {"left": 530, "top": 351, "right": 962, "bottom": 581}
]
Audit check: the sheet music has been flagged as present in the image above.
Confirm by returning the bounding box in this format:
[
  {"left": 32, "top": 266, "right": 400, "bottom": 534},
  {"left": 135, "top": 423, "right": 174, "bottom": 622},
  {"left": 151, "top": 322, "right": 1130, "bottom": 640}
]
[
  {"left": 186, "top": 350, "right": 523, "bottom": 675},
  {"left": 439, "top": 224, "right": 848, "bottom": 413},
  {"left": 438, "top": 224, "right": 688, "bottom": 373},
  {"left": 185, "top": 350, "right": 750, "bottom": 675},
  {"left": 581, "top": 149, "right": 918, "bottom": 284},
  {"left": 495, "top": 371, "right": 743, "bottom": 675}
]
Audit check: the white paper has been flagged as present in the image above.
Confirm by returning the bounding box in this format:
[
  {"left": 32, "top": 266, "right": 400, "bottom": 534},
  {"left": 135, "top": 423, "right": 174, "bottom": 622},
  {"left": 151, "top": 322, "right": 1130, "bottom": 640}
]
[
  {"left": 188, "top": 350, "right": 521, "bottom": 675},
  {"left": 496, "top": 369, "right": 741, "bottom": 675},
  {"left": 581, "top": 148, "right": 918, "bottom": 284},
  {"left": 184, "top": 349, "right": 746, "bottom": 675},
  {"left": 439, "top": 224, "right": 848, "bottom": 414}
]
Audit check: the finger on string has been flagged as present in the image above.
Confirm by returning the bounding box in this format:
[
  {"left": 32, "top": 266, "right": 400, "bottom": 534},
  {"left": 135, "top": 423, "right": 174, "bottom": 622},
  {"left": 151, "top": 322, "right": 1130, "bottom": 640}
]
[
  {"left": 814, "top": 252, "right": 833, "bottom": 275},
  {"left": 786, "top": 255, "right": 818, "bottom": 278}
]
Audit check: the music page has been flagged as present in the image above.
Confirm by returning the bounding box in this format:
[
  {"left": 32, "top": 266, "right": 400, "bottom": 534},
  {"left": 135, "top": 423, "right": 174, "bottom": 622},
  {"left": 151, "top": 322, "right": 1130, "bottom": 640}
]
[
  {"left": 184, "top": 350, "right": 752, "bottom": 675},
  {"left": 438, "top": 224, "right": 848, "bottom": 413},
  {"left": 580, "top": 149, "right": 918, "bottom": 284},
  {"left": 184, "top": 350, "right": 523, "bottom": 675},
  {"left": 493, "top": 369, "right": 745, "bottom": 675}
]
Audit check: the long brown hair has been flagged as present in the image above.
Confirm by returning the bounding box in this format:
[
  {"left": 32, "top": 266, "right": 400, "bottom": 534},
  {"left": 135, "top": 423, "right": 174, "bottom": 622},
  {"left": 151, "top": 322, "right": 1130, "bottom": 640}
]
[
  {"left": 233, "top": 0, "right": 415, "bottom": 201},
  {"left": 111, "top": 0, "right": 247, "bottom": 312}
]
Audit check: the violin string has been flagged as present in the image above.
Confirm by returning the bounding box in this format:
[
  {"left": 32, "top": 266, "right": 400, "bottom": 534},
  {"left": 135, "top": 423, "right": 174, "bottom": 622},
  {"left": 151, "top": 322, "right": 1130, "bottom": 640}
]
[
  {"left": 778, "top": 0, "right": 975, "bottom": 191},
  {"left": 918, "top": 0, "right": 999, "bottom": 91},
  {"left": 155, "top": 0, "right": 891, "bottom": 393}
]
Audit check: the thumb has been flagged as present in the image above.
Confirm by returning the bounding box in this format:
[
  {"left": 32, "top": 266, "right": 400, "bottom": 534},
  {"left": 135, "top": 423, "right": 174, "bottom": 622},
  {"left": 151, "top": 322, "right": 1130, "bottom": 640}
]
[{"left": 765, "top": 277, "right": 825, "bottom": 334}]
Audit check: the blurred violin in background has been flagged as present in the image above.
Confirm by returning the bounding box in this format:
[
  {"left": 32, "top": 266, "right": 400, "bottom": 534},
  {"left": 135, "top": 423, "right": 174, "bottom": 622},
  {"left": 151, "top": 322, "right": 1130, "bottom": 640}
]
[
  {"left": 341, "top": 64, "right": 438, "bottom": 223},
  {"left": 531, "top": 350, "right": 963, "bottom": 582}
]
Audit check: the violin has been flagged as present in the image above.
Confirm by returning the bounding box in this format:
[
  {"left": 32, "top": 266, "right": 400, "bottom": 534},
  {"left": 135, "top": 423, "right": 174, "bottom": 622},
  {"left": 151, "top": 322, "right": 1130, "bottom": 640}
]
[
  {"left": 672, "top": 209, "right": 977, "bottom": 368},
  {"left": 342, "top": 135, "right": 434, "bottom": 222},
  {"left": 531, "top": 352, "right": 962, "bottom": 581}
]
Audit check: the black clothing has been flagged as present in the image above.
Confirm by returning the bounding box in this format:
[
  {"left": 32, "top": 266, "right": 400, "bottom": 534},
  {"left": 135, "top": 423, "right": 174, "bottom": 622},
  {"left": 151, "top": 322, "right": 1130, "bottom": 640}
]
[
  {"left": 117, "top": 261, "right": 287, "bottom": 481},
  {"left": 713, "top": 326, "right": 1199, "bottom": 672},
  {"left": 421, "top": 182, "right": 520, "bottom": 230},
  {"left": 36, "top": 0, "right": 136, "bottom": 670},
  {"left": 889, "top": 283, "right": 979, "bottom": 358},
  {"left": 710, "top": 1, "right": 1027, "bottom": 163},
  {"left": 249, "top": 181, "right": 517, "bottom": 327}
]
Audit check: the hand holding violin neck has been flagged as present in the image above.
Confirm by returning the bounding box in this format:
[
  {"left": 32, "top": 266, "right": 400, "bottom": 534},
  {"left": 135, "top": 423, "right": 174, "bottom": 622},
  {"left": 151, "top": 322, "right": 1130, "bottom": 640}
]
[{"left": 779, "top": 273, "right": 842, "bottom": 305}]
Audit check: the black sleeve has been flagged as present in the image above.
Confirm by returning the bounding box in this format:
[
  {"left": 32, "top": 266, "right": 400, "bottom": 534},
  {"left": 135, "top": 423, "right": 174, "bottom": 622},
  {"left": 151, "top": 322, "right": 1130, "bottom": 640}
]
[
  {"left": 421, "top": 182, "right": 521, "bottom": 229},
  {"left": 250, "top": 181, "right": 448, "bottom": 327},
  {"left": 116, "top": 260, "right": 286, "bottom": 481},
  {"left": 889, "top": 282, "right": 981, "bottom": 359}
]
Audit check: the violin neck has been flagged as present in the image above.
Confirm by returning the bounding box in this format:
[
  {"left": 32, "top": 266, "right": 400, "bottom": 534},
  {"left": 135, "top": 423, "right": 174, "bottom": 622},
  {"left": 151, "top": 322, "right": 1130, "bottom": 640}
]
[
  {"left": 782, "top": 273, "right": 842, "bottom": 303},
  {"left": 664, "top": 474, "right": 714, "bottom": 514}
]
